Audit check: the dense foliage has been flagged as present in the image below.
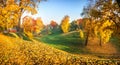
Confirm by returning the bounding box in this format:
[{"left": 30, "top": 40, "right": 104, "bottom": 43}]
[
  {"left": 22, "top": 16, "right": 44, "bottom": 38},
  {"left": 81, "top": 0, "right": 120, "bottom": 46}
]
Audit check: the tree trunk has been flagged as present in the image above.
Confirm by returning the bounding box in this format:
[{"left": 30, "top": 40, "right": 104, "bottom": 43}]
[
  {"left": 16, "top": 1, "right": 24, "bottom": 38},
  {"left": 17, "top": 17, "right": 21, "bottom": 32},
  {"left": 99, "top": 35, "right": 102, "bottom": 46},
  {"left": 16, "top": 11, "right": 23, "bottom": 38},
  {"left": 85, "top": 32, "right": 89, "bottom": 46}
]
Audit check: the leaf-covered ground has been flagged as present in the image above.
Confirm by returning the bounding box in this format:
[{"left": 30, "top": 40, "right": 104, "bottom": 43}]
[
  {"left": 86, "top": 37, "right": 118, "bottom": 54},
  {"left": 0, "top": 34, "right": 120, "bottom": 65}
]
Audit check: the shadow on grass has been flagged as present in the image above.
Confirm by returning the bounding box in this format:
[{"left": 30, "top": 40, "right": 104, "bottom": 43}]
[
  {"left": 4, "top": 33, "right": 32, "bottom": 41},
  {"left": 110, "top": 37, "right": 120, "bottom": 52}
]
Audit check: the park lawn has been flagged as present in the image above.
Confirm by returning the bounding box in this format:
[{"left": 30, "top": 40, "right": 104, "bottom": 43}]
[
  {"left": 34, "top": 31, "right": 90, "bottom": 54},
  {"left": 35, "top": 31, "right": 120, "bottom": 59}
]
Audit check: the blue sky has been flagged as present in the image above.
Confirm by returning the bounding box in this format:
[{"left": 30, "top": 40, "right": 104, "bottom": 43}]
[{"left": 23, "top": 0, "right": 88, "bottom": 25}]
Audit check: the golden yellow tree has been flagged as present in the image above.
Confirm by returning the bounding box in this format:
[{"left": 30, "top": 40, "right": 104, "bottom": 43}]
[
  {"left": 0, "top": 0, "right": 45, "bottom": 33},
  {"left": 61, "top": 15, "right": 70, "bottom": 33},
  {"left": 0, "top": 0, "right": 19, "bottom": 31},
  {"left": 34, "top": 17, "right": 44, "bottom": 34},
  {"left": 22, "top": 16, "right": 33, "bottom": 38},
  {"left": 98, "top": 20, "right": 115, "bottom": 44},
  {"left": 79, "top": 29, "right": 84, "bottom": 39}
]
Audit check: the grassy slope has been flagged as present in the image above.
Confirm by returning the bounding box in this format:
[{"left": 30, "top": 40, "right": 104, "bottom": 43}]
[
  {"left": 35, "top": 31, "right": 89, "bottom": 54},
  {"left": 0, "top": 34, "right": 120, "bottom": 65},
  {"left": 35, "top": 31, "right": 120, "bottom": 58}
]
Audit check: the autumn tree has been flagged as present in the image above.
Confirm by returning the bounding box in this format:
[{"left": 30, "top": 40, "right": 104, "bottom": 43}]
[
  {"left": 35, "top": 17, "right": 44, "bottom": 34},
  {"left": 92, "top": 0, "right": 120, "bottom": 45},
  {"left": 22, "top": 16, "right": 33, "bottom": 38},
  {"left": 0, "top": 0, "right": 47, "bottom": 39},
  {"left": 82, "top": 18, "right": 96, "bottom": 46},
  {"left": 50, "top": 20, "right": 58, "bottom": 29},
  {"left": 22, "top": 16, "right": 44, "bottom": 37},
  {"left": 0, "top": 0, "right": 46, "bottom": 33},
  {"left": 0, "top": 0, "right": 19, "bottom": 32},
  {"left": 16, "top": 0, "right": 40, "bottom": 32},
  {"left": 81, "top": 0, "right": 120, "bottom": 46},
  {"left": 61, "top": 15, "right": 70, "bottom": 33},
  {"left": 49, "top": 20, "right": 61, "bottom": 34},
  {"left": 81, "top": 1, "right": 98, "bottom": 46}
]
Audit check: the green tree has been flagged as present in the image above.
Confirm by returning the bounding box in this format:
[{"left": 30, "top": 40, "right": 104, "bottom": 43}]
[{"left": 70, "top": 20, "right": 78, "bottom": 31}]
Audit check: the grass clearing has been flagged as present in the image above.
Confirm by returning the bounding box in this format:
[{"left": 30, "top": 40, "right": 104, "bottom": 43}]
[
  {"left": 35, "top": 31, "right": 120, "bottom": 59},
  {"left": 35, "top": 31, "right": 90, "bottom": 54}
]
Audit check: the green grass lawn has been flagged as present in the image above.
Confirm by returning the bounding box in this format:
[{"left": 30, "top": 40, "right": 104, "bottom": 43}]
[
  {"left": 34, "top": 31, "right": 120, "bottom": 59},
  {"left": 34, "top": 31, "right": 90, "bottom": 54},
  {"left": 110, "top": 37, "right": 120, "bottom": 52}
]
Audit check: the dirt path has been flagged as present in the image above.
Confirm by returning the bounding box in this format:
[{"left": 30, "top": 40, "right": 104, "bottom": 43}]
[
  {"left": 86, "top": 37, "right": 118, "bottom": 54},
  {"left": 61, "top": 31, "right": 78, "bottom": 36}
]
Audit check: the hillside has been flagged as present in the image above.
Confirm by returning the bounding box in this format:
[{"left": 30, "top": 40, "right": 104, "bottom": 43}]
[
  {"left": 0, "top": 34, "right": 120, "bottom": 65},
  {"left": 35, "top": 31, "right": 120, "bottom": 58},
  {"left": 0, "top": 34, "right": 119, "bottom": 65}
]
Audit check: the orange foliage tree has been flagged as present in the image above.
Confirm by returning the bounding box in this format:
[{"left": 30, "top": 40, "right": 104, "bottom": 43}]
[
  {"left": 50, "top": 20, "right": 58, "bottom": 29},
  {"left": 22, "top": 16, "right": 33, "bottom": 38},
  {"left": 60, "top": 15, "right": 70, "bottom": 33},
  {"left": 22, "top": 16, "right": 44, "bottom": 38},
  {"left": 76, "top": 18, "right": 83, "bottom": 29}
]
